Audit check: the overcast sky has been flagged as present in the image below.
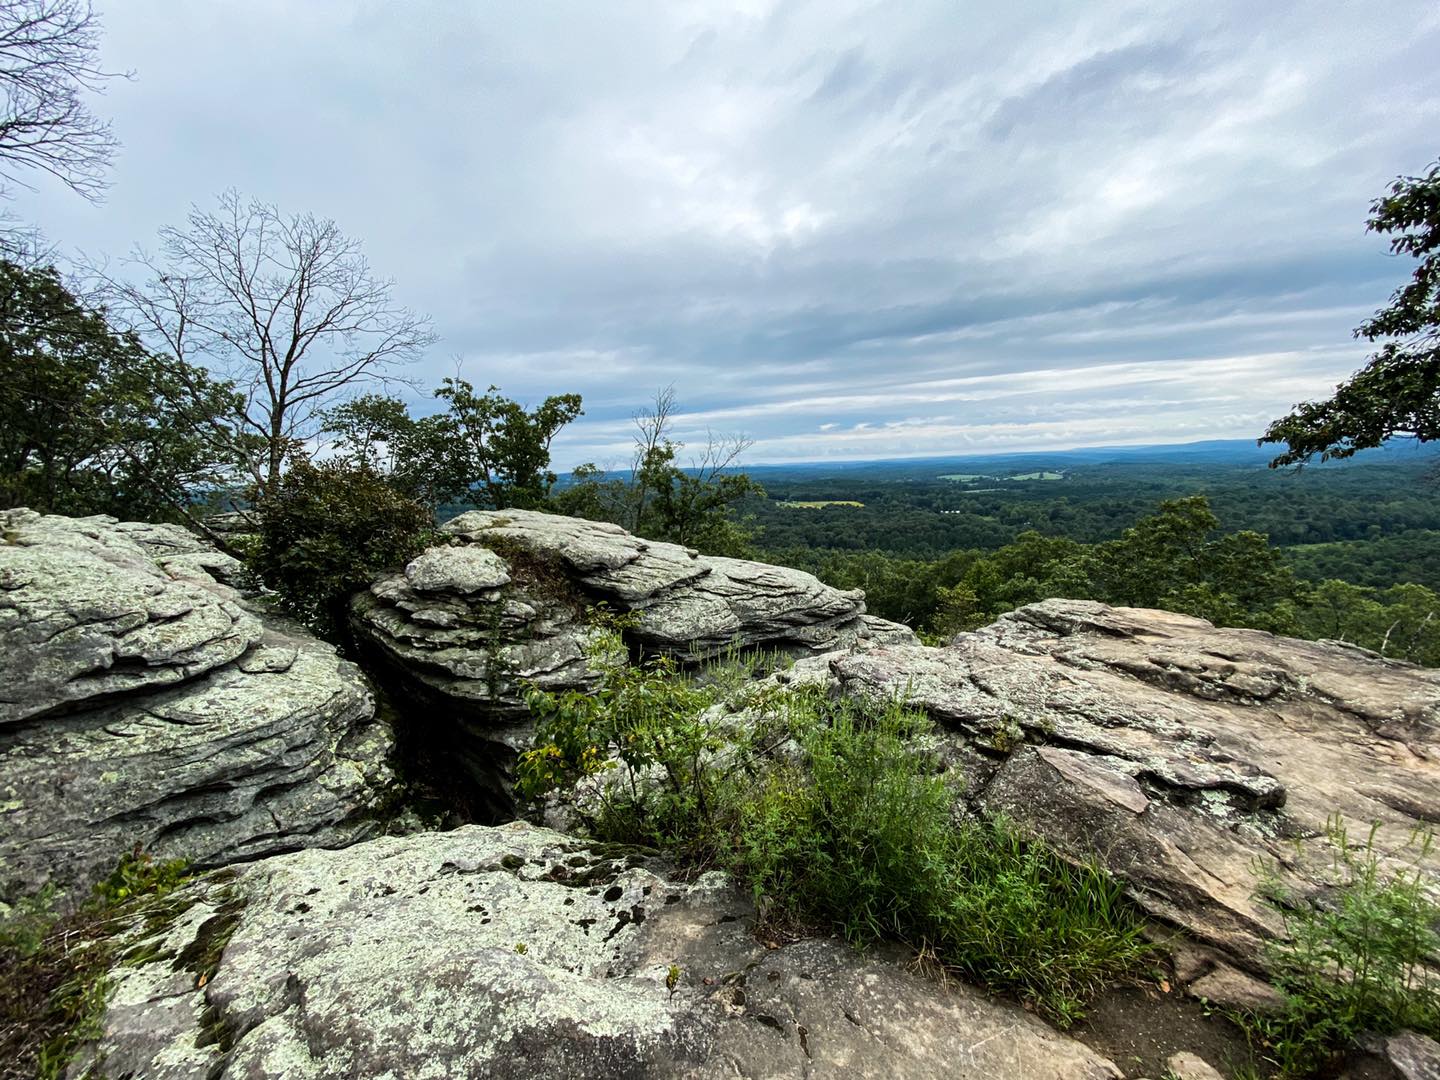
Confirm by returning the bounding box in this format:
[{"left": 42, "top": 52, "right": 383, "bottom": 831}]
[{"left": 15, "top": 1, "right": 1440, "bottom": 468}]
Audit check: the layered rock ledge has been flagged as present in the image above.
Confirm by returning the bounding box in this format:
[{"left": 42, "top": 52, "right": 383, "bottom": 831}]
[
  {"left": 349, "top": 509, "right": 914, "bottom": 808},
  {"left": 813, "top": 599, "right": 1440, "bottom": 980},
  {"left": 0, "top": 510, "right": 397, "bottom": 905},
  {"left": 75, "top": 821, "right": 1122, "bottom": 1080}
]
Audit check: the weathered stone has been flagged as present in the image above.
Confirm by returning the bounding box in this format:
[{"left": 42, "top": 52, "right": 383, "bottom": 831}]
[
  {"left": 1185, "top": 965, "right": 1287, "bottom": 1014},
  {"left": 1, "top": 509, "right": 263, "bottom": 723},
  {"left": 1381, "top": 1030, "right": 1440, "bottom": 1080},
  {"left": 349, "top": 510, "right": 915, "bottom": 815},
  {"left": 1164, "top": 1051, "right": 1227, "bottom": 1080},
  {"left": 823, "top": 599, "right": 1439, "bottom": 973},
  {"left": 75, "top": 822, "right": 1123, "bottom": 1079},
  {"left": 0, "top": 511, "right": 398, "bottom": 906},
  {"left": 433, "top": 508, "right": 916, "bottom": 662}
]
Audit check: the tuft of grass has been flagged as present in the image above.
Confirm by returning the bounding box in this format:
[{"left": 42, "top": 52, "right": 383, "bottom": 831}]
[
  {"left": 1237, "top": 818, "right": 1440, "bottom": 1077},
  {"left": 0, "top": 849, "right": 197, "bottom": 1080},
  {"left": 726, "top": 690, "right": 1152, "bottom": 1025}
]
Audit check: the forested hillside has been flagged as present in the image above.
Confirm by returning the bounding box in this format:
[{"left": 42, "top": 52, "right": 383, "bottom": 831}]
[{"left": 740, "top": 444, "right": 1440, "bottom": 665}]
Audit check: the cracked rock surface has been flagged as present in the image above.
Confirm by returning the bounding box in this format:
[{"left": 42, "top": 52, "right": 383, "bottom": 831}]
[
  {"left": 0, "top": 510, "right": 397, "bottom": 906},
  {"left": 821, "top": 599, "right": 1440, "bottom": 974},
  {"left": 351, "top": 509, "right": 915, "bottom": 715},
  {"left": 77, "top": 821, "right": 1122, "bottom": 1080}
]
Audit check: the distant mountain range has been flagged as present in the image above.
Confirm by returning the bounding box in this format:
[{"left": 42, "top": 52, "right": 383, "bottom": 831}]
[{"left": 738, "top": 438, "right": 1439, "bottom": 481}]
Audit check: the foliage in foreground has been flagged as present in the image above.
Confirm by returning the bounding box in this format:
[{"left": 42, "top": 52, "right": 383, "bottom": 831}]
[
  {"left": 1262, "top": 159, "right": 1440, "bottom": 466},
  {"left": 1238, "top": 821, "right": 1440, "bottom": 1077},
  {"left": 519, "top": 637, "right": 1153, "bottom": 1023},
  {"left": 0, "top": 259, "right": 246, "bottom": 523},
  {"left": 247, "top": 457, "right": 438, "bottom": 638},
  {"left": 0, "top": 851, "right": 192, "bottom": 1080}
]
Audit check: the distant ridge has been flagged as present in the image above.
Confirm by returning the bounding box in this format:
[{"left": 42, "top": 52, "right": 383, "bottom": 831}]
[{"left": 737, "top": 437, "right": 1438, "bottom": 480}]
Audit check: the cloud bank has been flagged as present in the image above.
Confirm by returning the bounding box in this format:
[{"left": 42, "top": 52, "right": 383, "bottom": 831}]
[{"left": 16, "top": 0, "right": 1440, "bottom": 466}]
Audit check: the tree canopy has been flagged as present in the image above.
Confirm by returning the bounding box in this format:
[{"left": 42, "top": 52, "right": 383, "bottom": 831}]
[
  {"left": 1262, "top": 160, "right": 1440, "bottom": 466},
  {"left": 321, "top": 379, "right": 583, "bottom": 511},
  {"left": 0, "top": 259, "right": 243, "bottom": 521},
  {"left": 91, "top": 190, "right": 436, "bottom": 495}
]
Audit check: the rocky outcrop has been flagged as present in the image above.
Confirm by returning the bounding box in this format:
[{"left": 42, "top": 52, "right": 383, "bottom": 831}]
[
  {"left": 0, "top": 510, "right": 397, "bottom": 905},
  {"left": 349, "top": 510, "right": 914, "bottom": 812},
  {"left": 819, "top": 599, "right": 1440, "bottom": 982},
  {"left": 352, "top": 509, "right": 914, "bottom": 710},
  {"left": 75, "top": 821, "right": 1122, "bottom": 1080}
]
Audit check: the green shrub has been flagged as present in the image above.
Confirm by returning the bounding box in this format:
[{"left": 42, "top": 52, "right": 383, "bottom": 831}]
[
  {"left": 248, "top": 457, "right": 437, "bottom": 638},
  {"left": 1241, "top": 820, "right": 1440, "bottom": 1076},
  {"left": 518, "top": 616, "right": 732, "bottom": 854},
  {"left": 519, "top": 645, "right": 1152, "bottom": 1023},
  {"left": 729, "top": 690, "right": 1151, "bottom": 1024}
]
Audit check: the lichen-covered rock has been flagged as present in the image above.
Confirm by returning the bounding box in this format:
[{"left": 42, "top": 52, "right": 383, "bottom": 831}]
[
  {"left": 348, "top": 510, "right": 915, "bottom": 815},
  {"left": 0, "top": 510, "right": 398, "bottom": 906},
  {"left": 823, "top": 599, "right": 1440, "bottom": 978},
  {"left": 75, "top": 822, "right": 1122, "bottom": 1079},
  {"left": 350, "top": 508, "right": 914, "bottom": 716},
  {"left": 1, "top": 509, "right": 261, "bottom": 723}
]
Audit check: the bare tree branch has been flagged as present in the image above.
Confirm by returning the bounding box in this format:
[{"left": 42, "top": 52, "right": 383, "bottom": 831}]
[
  {"left": 0, "top": 0, "right": 124, "bottom": 201},
  {"left": 87, "top": 189, "right": 438, "bottom": 494}
]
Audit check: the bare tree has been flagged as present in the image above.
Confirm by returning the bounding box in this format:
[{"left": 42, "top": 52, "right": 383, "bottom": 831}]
[
  {"left": 0, "top": 0, "right": 121, "bottom": 202},
  {"left": 91, "top": 190, "right": 438, "bottom": 494},
  {"left": 627, "top": 384, "right": 678, "bottom": 532}
]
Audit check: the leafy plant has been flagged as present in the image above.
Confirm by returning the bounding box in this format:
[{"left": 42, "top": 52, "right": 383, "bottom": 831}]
[
  {"left": 729, "top": 689, "right": 1151, "bottom": 1024},
  {"left": 247, "top": 455, "right": 438, "bottom": 637},
  {"left": 1240, "top": 819, "right": 1440, "bottom": 1076},
  {"left": 519, "top": 643, "right": 1152, "bottom": 1024}
]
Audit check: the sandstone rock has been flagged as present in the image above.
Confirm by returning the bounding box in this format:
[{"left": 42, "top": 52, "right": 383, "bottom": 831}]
[
  {"left": 435, "top": 508, "right": 914, "bottom": 662},
  {"left": 348, "top": 510, "right": 915, "bottom": 813},
  {"left": 75, "top": 821, "right": 1123, "bottom": 1079},
  {"left": 0, "top": 511, "right": 397, "bottom": 905},
  {"left": 825, "top": 599, "right": 1440, "bottom": 973},
  {"left": 1165, "top": 1051, "right": 1227, "bottom": 1080},
  {"left": 1, "top": 509, "right": 263, "bottom": 723}
]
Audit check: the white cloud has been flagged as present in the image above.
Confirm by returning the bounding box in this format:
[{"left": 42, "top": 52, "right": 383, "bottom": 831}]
[{"left": 12, "top": 0, "right": 1437, "bottom": 468}]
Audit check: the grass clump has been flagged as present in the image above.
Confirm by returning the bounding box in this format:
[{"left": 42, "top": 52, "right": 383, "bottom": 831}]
[
  {"left": 0, "top": 849, "right": 195, "bottom": 1080},
  {"left": 1239, "top": 819, "right": 1439, "bottom": 1077},
  {"left": 730, "top": 690, "right": 1151, "bottom": 1025},
  {"left": 518, "top": 640, "right": 1153, "bottom": 1024}
]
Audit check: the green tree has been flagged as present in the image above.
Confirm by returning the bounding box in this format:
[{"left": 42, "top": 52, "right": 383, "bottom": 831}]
[
  {"left": 1263, "top": 160, "right": 1440, "bottom": 465},
  {"left": 554, "top": 386, "right": 763, "bottom": 556},
  {"left": 0, "top": 259, "right": 244, "bottom": 522},
  {"left": 320, "top": 379, "right": 583, "bottom": 510},
  {"left": 248, "top": 456, "right": 435, "bottom": 637}
]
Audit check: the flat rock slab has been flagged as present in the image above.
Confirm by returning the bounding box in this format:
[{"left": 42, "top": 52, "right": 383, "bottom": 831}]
[
  {"left": 79, "top": 822, "right": 1122, "bottom": 1080},
  {"left": 0, "top": 511, "right": 398, "bottom": 906},
  {"left": 827, "top": 599, "right": 1440, "bottom": 975}
]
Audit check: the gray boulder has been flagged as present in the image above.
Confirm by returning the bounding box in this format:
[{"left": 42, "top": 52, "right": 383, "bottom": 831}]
[
  {"left": 824, "top": 599, "right": 1440, "bottom": 979},
  {"left": 1, "top": 509, "right": 260, "bottom": 723},
  {"left": 349, "top": 509, "right": 914, "bottom": 812},
  {"left": 75, "top": 821, "right": 1122, "bottom": 1080},
  {"left": 352, "top": 511, "right": 915, "bottom": 720},
  {"left": 0, "top": 510, "right": 398, "bottom": 905}
]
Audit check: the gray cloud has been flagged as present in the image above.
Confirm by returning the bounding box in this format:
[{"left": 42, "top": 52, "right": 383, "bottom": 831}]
[{"left": 14, "top": 0, "right": 1440, "bottom": 466}]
